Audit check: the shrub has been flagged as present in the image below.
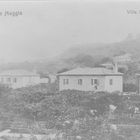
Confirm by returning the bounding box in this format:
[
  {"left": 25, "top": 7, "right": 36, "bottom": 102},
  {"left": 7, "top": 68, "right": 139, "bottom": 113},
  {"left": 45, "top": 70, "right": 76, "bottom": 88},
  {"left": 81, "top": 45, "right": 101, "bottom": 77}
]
[{"left": 123, "top": 83, "right": 137, "bottom": 92}]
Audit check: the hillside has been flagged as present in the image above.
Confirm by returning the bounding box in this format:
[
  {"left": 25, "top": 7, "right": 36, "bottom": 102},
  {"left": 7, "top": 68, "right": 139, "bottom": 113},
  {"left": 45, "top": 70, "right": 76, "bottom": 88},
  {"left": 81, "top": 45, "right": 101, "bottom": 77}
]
[
  {"left": 46, "top": 37, "right": 140, "bottom": 73},
  {"left": 60, "top": 38, "right": 140, "bottom": 61},
  {"left": 1, "top": 37, "right": 140, "bottom": 76}
]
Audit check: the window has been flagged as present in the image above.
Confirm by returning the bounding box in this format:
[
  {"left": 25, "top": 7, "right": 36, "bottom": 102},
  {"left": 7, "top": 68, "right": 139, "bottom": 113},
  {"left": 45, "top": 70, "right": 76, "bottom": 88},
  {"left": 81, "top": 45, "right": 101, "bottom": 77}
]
[
  {"left": 1, "top": 78, "right": 3, "bottom": 83},
  {"left": 91, "top": 79, "right": 99, "bottom": 85},
  {"left": 13, "top": 78, "right": 17, "bottom": 83},
  {"left": 78, "top": 79, "right": 83, "bottom": 85},
  {"left": 94, "top": 79, "right": 98, "bottom": 85},
  {"left": 109, "top": 79, "right": 113, "bottom": 85},
  {"left": 63, "top": 79, "right": 69, "bottom": 85},
  {"left": 7, "top": 78, "right": 11, "bottom": 83}
]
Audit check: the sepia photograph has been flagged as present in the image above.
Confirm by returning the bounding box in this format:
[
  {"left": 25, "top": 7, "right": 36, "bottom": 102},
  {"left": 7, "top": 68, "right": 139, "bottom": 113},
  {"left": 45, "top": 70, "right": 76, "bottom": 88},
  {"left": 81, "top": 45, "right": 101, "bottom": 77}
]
[{"left": 0, "top": 0, "right": 140, "bottom": 139}]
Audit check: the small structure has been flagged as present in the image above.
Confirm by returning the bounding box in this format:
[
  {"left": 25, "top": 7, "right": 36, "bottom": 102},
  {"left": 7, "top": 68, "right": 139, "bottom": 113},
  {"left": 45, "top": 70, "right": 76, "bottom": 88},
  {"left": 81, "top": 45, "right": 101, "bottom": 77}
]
[
  {"left": 40, "top": 78, "right": 49, "bottom": 84},
  {"left": 49, "top": 74, "right": 57, "bottom": 83},
  {"left": 57, "top": 67, "right": 123, "bottom": 92},
  {"left": 0, "top": 69, "right": 48, "bottom": 89}
]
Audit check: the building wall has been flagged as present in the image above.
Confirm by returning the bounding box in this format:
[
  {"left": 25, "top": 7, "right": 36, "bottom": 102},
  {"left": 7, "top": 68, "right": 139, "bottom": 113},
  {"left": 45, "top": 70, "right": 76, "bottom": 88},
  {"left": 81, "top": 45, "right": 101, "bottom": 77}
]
[
  {"left": 104, "top": 76, "right": 123, "bottom": 92},
  {"left": 58, "top": 75, "right": 105, "bottom": 91},
  {"left": 58, "top": 75, "right": 123, "bottom": 92},
  {"left": 0, "top": 76, "right": 41, "bottom": 89}
]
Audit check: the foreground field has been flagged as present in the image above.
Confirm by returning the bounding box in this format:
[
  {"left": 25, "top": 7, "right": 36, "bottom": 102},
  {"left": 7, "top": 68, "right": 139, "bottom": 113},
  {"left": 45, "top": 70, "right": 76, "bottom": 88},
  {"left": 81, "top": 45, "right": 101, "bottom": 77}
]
[{"left": 0, "top": 85, "right": 140, "bottom": 140}]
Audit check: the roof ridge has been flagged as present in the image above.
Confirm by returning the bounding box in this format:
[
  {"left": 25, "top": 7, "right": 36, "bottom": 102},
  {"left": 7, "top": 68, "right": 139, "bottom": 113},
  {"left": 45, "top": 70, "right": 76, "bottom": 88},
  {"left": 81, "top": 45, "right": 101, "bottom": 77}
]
[{"left": 58, "top": 67, "right": 123, "bottom": 76}]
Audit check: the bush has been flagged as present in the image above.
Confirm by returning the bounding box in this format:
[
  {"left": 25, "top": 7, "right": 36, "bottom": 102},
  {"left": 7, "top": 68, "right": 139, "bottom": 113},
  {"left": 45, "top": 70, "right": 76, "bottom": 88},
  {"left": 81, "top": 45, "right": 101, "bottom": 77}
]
[{"left": 123, "top": 83, "right": 137, "bottom": 92}]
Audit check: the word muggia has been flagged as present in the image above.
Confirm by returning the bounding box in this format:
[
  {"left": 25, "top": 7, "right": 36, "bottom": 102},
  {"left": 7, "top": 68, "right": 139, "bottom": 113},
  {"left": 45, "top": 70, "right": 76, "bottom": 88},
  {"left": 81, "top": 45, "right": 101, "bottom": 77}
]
[{"left": 0, "top": 11, "right": 23, "bottom": 17}]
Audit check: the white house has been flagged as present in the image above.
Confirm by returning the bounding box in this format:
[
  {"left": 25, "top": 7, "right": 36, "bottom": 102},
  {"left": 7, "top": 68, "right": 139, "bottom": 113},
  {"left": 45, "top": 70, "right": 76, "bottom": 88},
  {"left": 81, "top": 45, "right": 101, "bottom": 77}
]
[
  {"left": 0, "top": 69, "right": 48, "bottom": 89},
  {"left": 57, "top": 67, "right": 123, "bottom": 93},
  {"left": 113, "top": 53, "right": 132, "bottom": 63}
]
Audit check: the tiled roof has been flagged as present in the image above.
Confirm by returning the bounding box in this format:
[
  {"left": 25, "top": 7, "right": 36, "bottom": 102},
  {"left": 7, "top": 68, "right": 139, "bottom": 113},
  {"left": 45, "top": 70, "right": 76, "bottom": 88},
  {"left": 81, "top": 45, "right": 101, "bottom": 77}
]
[
  {"left": 0, "top": 69, "right": 39, "bottom": 76},
  {"left": 58, "top": 67, "right": 123, "bottom": 76}
]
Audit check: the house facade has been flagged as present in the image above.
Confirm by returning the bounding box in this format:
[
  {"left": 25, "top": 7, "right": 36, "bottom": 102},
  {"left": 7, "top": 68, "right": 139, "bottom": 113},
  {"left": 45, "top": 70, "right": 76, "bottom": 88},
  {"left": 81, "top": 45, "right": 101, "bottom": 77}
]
[
  {"left": 0, "top": 69, "right": 47, "bottom": 89},
  {"left": 57, "top": 67, "right": 123, "bottom": 93}
]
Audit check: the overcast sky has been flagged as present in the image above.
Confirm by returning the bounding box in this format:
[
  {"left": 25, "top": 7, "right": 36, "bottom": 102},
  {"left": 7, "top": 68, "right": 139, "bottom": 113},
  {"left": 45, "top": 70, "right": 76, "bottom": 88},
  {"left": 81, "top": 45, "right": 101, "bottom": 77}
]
[{"left": 0, "top": 0, "right": 140, "bottom": 63}]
